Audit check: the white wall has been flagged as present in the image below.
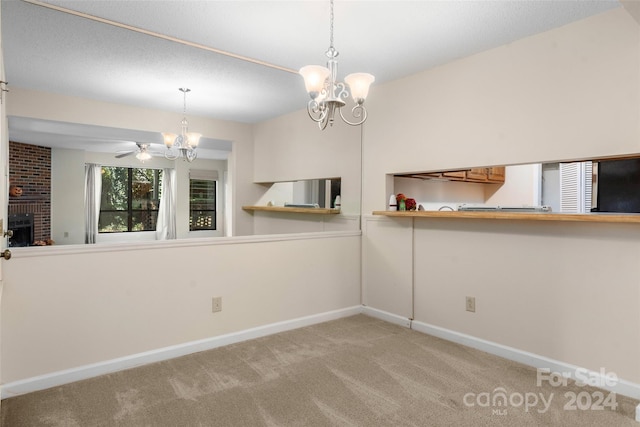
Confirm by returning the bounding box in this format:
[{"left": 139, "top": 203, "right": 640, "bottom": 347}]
[
  {"left": 362, "top": 216, "right": 413, "bottom": 317},
  {"left": 484, "top": 164, "right": 540, "bottom": 207},
  {"left": 252, "top": 212, "right": 359, "bottom": 235},
  {"left": 542, "top": 163, "right": 561, "bottom": 212},
  {"left": 413, "top": 219, "right": 640, "bottom": 383},
  {"left": 1, "top": 233, "right": 361, "bottom": 383},
  {"left": 257, "top": 182, "right": 295, "bottom": 207},
  {"left": 51, "top": 148, "right": 85, "bottom": 245},
  {"left": 362, "top": 7, "right": 640, "bottom": 386}
]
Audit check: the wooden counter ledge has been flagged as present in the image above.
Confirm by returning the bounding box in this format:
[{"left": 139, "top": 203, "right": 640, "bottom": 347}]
[
  {"left": 243, "top": 206, "right": 340, "bottom": 215},
  {"left": 372, "top": 210, "right": 640, "bottom": 223}
]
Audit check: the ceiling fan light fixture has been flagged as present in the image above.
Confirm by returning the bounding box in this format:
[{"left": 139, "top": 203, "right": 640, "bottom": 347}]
[
  {"left": 163, "top": 88, "right": 200, "bottom": 162},
  {"left": 114, "top": 142, "right": 155, "bottom": 162},
  {"left": 136, "top": 150, "right": 152, "bottom": 162},
  {"left": 299, "top": 0, "right": 374, "bottom": 130}
]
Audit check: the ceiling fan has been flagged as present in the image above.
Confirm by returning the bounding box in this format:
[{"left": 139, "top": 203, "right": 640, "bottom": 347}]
[{"left": 115, "top": 142, "right": 159, "bottom": 162}]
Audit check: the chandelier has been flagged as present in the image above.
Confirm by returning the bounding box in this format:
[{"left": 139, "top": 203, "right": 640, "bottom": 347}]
[
  {"left": 299, "top": 0, "right": 374, "bottom": 130},
  {"left": 162, "top": 88, "right": 202, "bottom": 162}
]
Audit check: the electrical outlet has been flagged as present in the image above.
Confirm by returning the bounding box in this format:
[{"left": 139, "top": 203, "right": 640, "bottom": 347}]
[
  {"left": 466, "top": 296, "right": 476, "bottom": 313},
  {"left": 212, "top": 297, "right": 222, "bottom": 313}
]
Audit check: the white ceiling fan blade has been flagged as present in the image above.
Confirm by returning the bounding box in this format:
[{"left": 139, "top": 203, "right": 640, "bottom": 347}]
[{"left": 115, "top": 150, "right": 136, "bottom": 158}]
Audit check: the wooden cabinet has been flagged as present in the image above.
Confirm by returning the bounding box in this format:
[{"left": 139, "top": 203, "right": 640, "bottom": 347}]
[
  {"left": 442, "top": 171, "right": 467, "bottom": 179},
  {"left": 465, "top": 166, "right": 506, "bottom": 183},
  {"left": 398, "top": 166, "right": 505, "bottom": 184},
  {"left": 487, "top": 166, "right": 505, "bottom": 182},
  {"left": 466, "top": 167, "right": 489, "bottom": 181}
]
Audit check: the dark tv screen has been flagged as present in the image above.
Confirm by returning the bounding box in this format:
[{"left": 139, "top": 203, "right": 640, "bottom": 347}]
[{"left": 596, "top": 158, "right": 640, "bottom": 213}]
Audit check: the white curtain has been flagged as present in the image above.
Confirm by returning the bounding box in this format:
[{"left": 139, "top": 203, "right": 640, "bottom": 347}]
[
  {"left": 84, "top": 163, "right": 102, "bottom": 244},
  {"left": 156, "top": 168, "right": 177, "bottom": 240}
]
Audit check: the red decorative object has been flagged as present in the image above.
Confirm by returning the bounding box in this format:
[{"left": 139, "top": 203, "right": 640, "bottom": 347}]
[{"left": 405, "top": 198, "right": 417, "bottom": 211}]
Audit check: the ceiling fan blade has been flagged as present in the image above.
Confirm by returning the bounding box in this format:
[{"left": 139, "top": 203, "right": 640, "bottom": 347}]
[{"left": 115, "top": 150, "right": 135, "bottom": 158}]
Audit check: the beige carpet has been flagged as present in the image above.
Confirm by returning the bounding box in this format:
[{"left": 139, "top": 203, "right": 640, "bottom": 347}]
[{"left": 1, "top": 315, "right": 638, "bottom": 426}]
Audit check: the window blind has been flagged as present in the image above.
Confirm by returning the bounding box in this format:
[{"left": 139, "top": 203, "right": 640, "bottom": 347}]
[{"left": 560, "top": 161, "right": 592, "bottom": 213}]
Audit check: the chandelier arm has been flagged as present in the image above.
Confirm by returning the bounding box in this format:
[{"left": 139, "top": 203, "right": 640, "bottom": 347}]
[
  {"left": 164, "top": 149, "right": 179, "bottom": 161},
  {"left": 306, "top": 99, "right": 328, "bottom": 124},
  {"left": 338, "top": 104, "right": 368, "bottom": 127},
  {"left": 185, "top": 149, "right": 197, "bottom": 162},
  {"left": 324, "top": 102, "right": 338, "bottom": 129},
  {"left": 318, "top": 114, "right": 330, "bottom": 131},
  {"left": 335, "top": 82, "right": 349, "bottom": 101}
]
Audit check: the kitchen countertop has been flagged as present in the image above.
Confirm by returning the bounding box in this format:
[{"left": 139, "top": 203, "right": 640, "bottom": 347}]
[{"left": 372, "top": 210, "right": 640, "bottom": 223}]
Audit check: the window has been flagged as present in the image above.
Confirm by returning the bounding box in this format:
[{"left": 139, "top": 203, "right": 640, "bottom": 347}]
[
  {"left": 99, "top": 167, "right": 163, "bottom": 233},
  {"left": 189, "top": 170, "right": 217, "bottom": 231}
]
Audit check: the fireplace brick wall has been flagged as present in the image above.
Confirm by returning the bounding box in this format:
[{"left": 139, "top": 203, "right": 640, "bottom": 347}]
[{"left": 9, "top": 141, "right": 52, "bottom": 244}]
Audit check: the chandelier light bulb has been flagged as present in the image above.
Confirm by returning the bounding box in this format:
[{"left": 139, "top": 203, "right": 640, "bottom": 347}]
[
  {"left": 162, "top": 132, "right": 177, "bottom": 148},
  {"left": 186, "top": 132, "right": 202, "bottom": 147},
  {"left": 299, "top": 65, "right": 330, "bottom": 99},
  {"left": 344, "top": 73, "right": 375, "bottom": 104}
]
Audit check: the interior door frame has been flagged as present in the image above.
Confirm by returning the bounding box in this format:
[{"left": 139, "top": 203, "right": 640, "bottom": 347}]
[
  {"left": 0, "top": 0, "right": 7, "bottom": 254},
  {"left": 0, "top": 3, "right": 8, "bottom": 411}
]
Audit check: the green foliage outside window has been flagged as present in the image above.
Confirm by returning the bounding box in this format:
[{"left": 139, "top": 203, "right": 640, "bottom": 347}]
[{"left": 99, "top": 167, "right": 163, "bottom": 233}]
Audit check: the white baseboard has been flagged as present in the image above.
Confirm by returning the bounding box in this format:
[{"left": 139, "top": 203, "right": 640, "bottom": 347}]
[
  {"left": 361, "top": 305, "right": 412, "bottom": 328},
  {"left": 1, "top": 305, "right": 363, "bottom": 399},
  {"left": 411, "top": 320, "right": 640, "bottom": 412}
]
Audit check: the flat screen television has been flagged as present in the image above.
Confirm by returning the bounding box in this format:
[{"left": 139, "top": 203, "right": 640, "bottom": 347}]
[{"left": 596, "top": 158, "right": 640, "bottom": 213}]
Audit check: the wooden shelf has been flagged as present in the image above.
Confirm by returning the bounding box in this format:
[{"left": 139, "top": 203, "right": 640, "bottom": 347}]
[
  {"left": 243, "top": 206, "right": 340, "bottom": 215},
  {"left": 372, "top": 210, "right": 640, "bottom": 223}
]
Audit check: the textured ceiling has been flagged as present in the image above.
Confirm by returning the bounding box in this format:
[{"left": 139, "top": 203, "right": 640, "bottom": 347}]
[{"left": 1, "top": 0, "right": 622, "bottom": 157}]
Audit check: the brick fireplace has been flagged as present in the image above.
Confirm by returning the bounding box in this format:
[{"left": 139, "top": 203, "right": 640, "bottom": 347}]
[{"left": 8, "top": 141, "right": 52, "bottom": 246}]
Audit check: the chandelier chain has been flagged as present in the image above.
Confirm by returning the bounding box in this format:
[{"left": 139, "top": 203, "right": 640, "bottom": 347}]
[
  {"left": 329, "top": 0, "right": 334, "bottom": 50},
  {"left": 180, "top": 87, "right": 190, "bottom": 116}
]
